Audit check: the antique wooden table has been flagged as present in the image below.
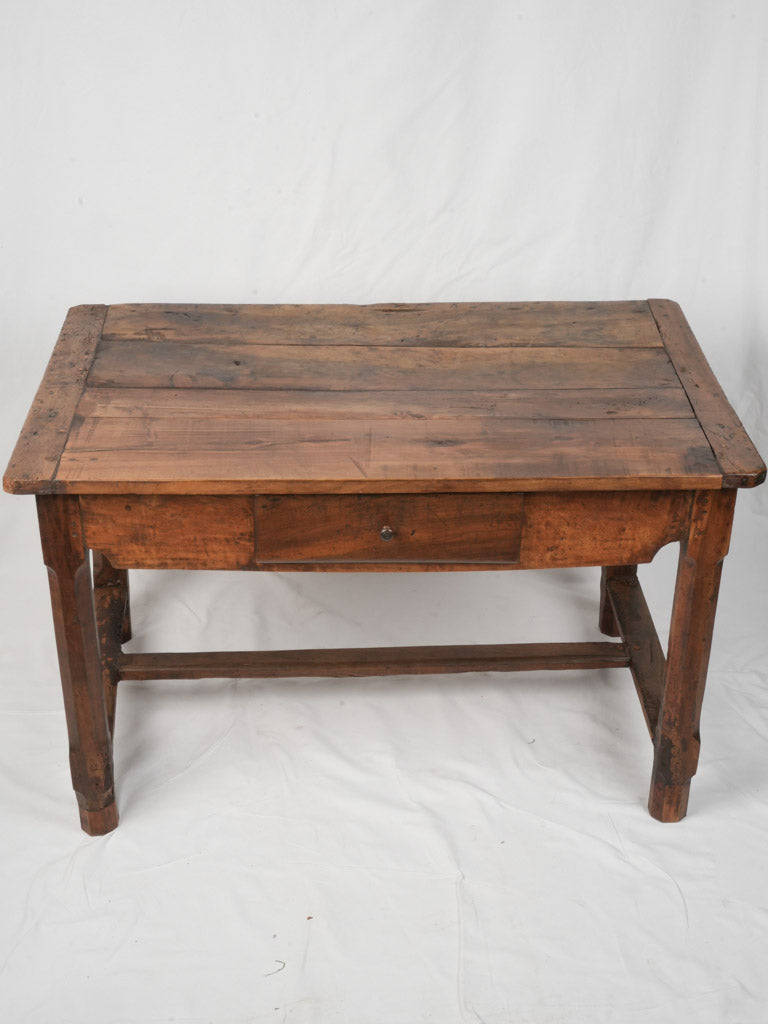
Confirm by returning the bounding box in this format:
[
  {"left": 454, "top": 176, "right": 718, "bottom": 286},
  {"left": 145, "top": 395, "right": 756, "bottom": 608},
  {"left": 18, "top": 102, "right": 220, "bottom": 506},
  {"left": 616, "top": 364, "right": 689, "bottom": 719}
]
[{"left": 4, "top": 300, "right": 764, "bottom": 834}]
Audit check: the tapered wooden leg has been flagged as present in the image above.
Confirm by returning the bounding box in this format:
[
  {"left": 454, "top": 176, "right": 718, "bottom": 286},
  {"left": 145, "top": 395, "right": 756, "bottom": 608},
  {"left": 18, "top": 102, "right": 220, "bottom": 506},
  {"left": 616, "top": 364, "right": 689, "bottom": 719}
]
[
  {"left": 37, "top": 496, "right": 118, "bottom": 835},
  {"left": 649, "top": 491, "right": 736, "bottom": 822},
  {"left": 93, "top": 553, "right": 129, "bottom": 738},
  {"left": 599, "top": 565, "right": 637, "bottom": 636}
]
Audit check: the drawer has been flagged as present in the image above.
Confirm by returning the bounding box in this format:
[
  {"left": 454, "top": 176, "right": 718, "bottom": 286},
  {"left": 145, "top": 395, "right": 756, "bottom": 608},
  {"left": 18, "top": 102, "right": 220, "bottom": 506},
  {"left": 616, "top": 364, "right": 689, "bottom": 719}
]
[{"left": 255, "top": 494, "right": 524, "bottom": 564}]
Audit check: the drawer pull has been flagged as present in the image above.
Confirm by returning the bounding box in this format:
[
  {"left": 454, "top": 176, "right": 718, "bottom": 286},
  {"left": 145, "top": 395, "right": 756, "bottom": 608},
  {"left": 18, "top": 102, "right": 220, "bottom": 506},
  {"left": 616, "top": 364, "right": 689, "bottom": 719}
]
[{"left": 380, "top": 525, "right": 395, "bottom": 541}]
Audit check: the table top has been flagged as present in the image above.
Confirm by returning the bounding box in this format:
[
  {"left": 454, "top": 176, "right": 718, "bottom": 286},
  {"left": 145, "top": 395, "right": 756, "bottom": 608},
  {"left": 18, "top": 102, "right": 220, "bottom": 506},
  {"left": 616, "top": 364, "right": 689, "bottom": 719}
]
[{"left": 4, "top": 300, "right": 764, "bottom": 496}]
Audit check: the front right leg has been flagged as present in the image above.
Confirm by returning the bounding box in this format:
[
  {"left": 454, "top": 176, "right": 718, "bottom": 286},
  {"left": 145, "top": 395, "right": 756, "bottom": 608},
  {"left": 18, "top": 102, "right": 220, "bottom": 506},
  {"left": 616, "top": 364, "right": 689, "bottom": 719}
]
[{"left": 648, "top": 490, "right": 735, "bottom": 822}]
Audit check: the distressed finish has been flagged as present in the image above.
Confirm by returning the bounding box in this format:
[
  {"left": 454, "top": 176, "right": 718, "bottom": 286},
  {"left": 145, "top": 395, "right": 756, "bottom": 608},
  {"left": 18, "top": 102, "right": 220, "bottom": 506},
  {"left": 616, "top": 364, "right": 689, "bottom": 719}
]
[
  {"left": 36, "top": 495, "right": 117, "bottom": 834},
  {"left": 648, "top": 490, "right": 737, "bottom": 820},
  {"left": 4, "top": 300, "right": 764, "bottom": 833}
]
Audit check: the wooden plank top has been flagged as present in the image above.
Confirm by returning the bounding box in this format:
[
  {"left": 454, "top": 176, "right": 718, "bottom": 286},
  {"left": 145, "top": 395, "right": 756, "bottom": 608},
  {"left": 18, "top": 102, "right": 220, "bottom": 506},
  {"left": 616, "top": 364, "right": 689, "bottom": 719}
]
[{"left": 4, "top": 300, "right": 765, "bottom": 495}]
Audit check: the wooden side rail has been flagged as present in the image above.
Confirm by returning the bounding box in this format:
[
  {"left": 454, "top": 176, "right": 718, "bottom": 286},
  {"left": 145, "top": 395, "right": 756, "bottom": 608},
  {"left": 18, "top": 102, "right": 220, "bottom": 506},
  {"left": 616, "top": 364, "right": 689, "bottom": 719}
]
[{"left": 119, "top": 641, "right": 630, "bottom": 681}]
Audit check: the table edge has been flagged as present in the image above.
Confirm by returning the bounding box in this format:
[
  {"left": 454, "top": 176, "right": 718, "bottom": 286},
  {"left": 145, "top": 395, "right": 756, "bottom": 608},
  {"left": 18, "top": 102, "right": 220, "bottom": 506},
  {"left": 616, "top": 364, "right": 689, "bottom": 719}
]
[
  {"left": 648, "top": 298, "right": 766, "bottom": 488},
  {"left": 7, "top": 476, "right": 726, "bottom": 497},
  {"left": 3, "top": 305, "right": 107, "bottom": 495}
]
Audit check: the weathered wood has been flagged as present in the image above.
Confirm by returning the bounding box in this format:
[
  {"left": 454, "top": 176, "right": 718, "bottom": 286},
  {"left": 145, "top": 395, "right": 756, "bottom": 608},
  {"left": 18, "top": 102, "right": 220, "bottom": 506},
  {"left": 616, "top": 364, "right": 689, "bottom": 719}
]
[
  {"left": 102, "top": 300, "right": 663, "bottom": 348},
  {"left": 3, "top": 306, "right": 106, "bottom": 494},
  {"left": 598, "top": 565, "right": 626, "bottom": 637},
  {"left": 77, "top": 490, "right": 689, "bottom": 571},
  {"left": 118, "top": 642, "right": 630, "bottom": 681},
  {"left": 88, "top": 339, "right": 681, "bottom": 393},
  {"left": 75, "top": 385, "right": 696, "bottom": 422},
  {"left": 80, "top": 495, "right": 255, "bottom": 569},
  {"left": 648, "top": 300, "right": 766, "bottom": 487},
  {"left": 255, "top": 491, "right": 690, "bottom": 570},
  {"left": 521, "top": 492, "right": 691, "bottom": 568},
  {"left": 56, "top": 417, "right": 720, "bottom": 494},
  {"left": 255, "top": 494, "right": 523, "bottom": 564},
  {"left": 603, "top": 567, "right": 665, "bottom": 738},
  {"left": 121, "top": 569, "right": 132, "bottom": 644},
  {"left": 92, "top": 552, "right": 129, "bottom": 736},
  {"left": 648, "top": 489, "right": 736, "bottom": 822},
  {"left": 6, "top": 301, "right": 762, "bottom": 498},
  {"left": 4, "top": 301, "right": 763, "bottom": 830},
  {"left": 242, "top": 560, "right": 524, "bottom": 572},
  {"left": 36, "top": 495, "right": 117, "bottom": 835}
]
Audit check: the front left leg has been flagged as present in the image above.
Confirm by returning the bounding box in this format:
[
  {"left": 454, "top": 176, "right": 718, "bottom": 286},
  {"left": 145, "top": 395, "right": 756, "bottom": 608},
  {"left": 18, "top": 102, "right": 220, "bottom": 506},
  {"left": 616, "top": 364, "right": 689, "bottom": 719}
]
[{"left": 37, "top": 496, "right": 118, "bottom": 835}]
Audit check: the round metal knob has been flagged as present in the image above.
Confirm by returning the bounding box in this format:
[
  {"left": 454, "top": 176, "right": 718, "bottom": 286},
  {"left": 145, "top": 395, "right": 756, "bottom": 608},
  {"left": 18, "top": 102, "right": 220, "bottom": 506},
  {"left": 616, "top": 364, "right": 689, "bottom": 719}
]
[{"left": 380, "top": 525, "right": 395, "bottom": 541}]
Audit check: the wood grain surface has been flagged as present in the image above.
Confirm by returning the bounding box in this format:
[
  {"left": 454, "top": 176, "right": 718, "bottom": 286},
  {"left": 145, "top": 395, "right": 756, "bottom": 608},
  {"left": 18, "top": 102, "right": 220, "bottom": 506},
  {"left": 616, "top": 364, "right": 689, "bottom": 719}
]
[
  {"left": 5, "top": 301, "right": 764, "bottom": 494},
  {"left": 101, "top": 301, "right": 663, "bottom": 347},
  {"left": 118, "top": 642, "right": 631, "bottom": 681},
  {"left": 3, "top": 306, "right": 107, "bottom": 493},
  {"left": 12, "top": 301, "right": 762, "bottom": 831},
  {"left": 78, "top": 490, "right": 690, "bottom": 571}
]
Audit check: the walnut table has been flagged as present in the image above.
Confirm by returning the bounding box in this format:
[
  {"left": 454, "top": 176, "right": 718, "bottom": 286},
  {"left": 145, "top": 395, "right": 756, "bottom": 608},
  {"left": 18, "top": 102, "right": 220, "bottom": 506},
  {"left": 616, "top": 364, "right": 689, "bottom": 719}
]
[{"left": 4, "top": 301, "right": 764, "bottom": 834}]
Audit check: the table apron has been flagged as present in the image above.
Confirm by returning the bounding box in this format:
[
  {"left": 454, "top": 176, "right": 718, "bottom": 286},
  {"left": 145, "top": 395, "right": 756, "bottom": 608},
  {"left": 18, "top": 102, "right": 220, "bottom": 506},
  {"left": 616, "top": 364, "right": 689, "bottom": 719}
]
[{"left": 78, "top": 490, "right": 693, "bottom": 571}]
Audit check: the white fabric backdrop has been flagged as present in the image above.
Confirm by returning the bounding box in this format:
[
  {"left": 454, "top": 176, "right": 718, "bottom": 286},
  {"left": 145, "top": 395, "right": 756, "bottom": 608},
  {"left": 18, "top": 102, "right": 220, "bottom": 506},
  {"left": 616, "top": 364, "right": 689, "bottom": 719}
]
[{"left": 1, "top": 2, "right": 767, "bottom": 1021}]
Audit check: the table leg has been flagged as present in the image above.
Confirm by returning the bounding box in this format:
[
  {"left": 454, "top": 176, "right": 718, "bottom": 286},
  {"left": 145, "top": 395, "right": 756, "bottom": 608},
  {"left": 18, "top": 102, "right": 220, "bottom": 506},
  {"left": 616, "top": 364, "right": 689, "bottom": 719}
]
[
  {"left": 119, "top": 566, "right": 132, "bottom": 643},
  {"left": 599, "top": 565, "right": 637, "bottom": 636},
  {"left": 649, "top": 490, "right": 736, "bottom": 822},
  {"left": 37, "top": 496, "right": 118, "bottom": 835},
  {"left": 93, "top": 553, "right": 129, "bottom": 738}
]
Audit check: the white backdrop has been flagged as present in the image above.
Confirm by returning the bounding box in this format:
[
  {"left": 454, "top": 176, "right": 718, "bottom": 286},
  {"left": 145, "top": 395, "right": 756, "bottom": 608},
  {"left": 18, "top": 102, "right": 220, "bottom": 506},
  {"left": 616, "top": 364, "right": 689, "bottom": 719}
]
[{"left": 1, "top": 3, "right": 767, "bottom": 1022}]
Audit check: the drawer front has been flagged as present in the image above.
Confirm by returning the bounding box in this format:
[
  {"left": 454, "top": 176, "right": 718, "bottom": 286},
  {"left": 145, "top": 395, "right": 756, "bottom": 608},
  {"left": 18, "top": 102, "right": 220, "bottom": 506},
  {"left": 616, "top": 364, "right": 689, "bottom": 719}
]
[{"left": 255, "top": 494, "right": 524, "bottom": 564}]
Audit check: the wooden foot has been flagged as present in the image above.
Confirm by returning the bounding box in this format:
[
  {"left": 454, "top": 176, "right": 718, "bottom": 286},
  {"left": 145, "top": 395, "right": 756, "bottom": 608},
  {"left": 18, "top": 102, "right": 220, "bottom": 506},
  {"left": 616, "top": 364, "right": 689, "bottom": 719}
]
[
  {"left": 648, "top": 778, "right": 690, "bottom": 823},
  {"left": 648, "top": 491, "right": 736, "bottom": 821},
  {"left": 37, "top": 496, "right": 117, "bottom": 835},
  {"left": 79, "top": 799, "right": 119, "bottom": 836}
]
